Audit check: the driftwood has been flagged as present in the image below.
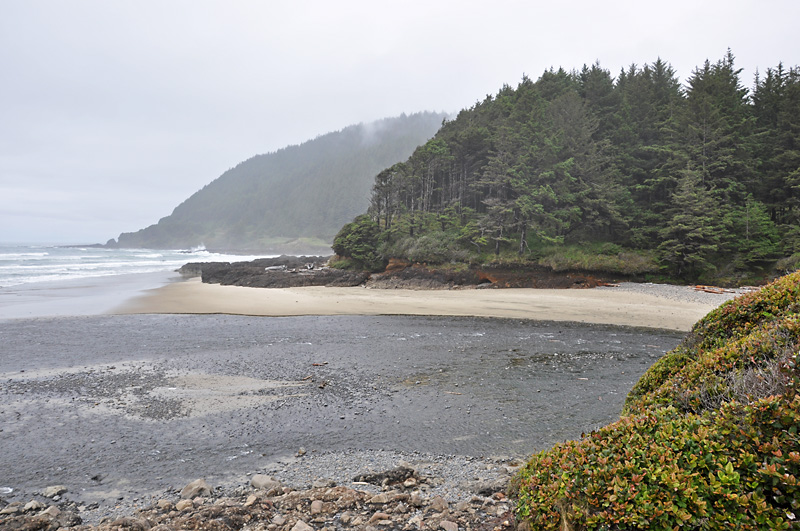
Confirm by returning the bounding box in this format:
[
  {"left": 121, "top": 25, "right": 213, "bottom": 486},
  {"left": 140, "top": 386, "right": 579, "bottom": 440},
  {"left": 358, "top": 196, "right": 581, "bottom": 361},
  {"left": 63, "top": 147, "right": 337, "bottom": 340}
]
[{"left": 693, "top": 285, "right": 735, "bottom": 294}]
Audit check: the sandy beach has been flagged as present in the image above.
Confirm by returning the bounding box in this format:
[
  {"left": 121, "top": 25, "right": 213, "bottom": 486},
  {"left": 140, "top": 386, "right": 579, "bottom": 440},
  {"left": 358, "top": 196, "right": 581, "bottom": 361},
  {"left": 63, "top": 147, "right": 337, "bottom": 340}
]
[{"left": 115, "top": 277, "right": 733, "bottom": 332}]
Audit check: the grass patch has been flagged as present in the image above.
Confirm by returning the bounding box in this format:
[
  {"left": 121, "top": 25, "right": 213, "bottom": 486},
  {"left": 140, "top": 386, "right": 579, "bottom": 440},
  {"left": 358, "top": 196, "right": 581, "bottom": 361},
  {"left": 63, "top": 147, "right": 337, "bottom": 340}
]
[{"left": 534, "top": 244, "right": 659, "bottom": 275}]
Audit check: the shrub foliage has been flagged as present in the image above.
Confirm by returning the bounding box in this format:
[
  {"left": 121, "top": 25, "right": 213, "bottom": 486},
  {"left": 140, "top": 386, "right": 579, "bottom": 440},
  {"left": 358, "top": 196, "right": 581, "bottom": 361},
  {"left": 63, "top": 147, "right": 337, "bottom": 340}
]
[{"left": 513, "top": 271, "right": 800, "bottom": 530}]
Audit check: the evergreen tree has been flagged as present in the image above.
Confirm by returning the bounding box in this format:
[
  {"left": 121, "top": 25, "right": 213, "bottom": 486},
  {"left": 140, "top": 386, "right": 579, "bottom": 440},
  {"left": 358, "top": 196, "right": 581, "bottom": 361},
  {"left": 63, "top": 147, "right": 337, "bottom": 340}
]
[
  {"left": 752, "top": 65, "right": 800, "bottom": 253},
  {"left": 658, "top": 169, "right": 723, "bottom": 278},
  {"left": 681, "top": 50, "right": 752, "bottom": 203}
]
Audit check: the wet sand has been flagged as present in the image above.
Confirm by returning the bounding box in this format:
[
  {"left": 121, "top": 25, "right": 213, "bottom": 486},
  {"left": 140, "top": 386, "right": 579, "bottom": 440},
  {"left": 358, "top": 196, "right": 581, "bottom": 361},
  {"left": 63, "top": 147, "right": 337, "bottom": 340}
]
[
  {"left": 1, "top": 276, "right": 741, "bottom": 522},
  {"left": 0, "top": 271, "right": 179, "bottom": 319},
  {"left": 115, "top": 278, "right": 719, "bottom": 332},
  {"left": 1, "top": 314, "right": 683, "bottom": 510}
]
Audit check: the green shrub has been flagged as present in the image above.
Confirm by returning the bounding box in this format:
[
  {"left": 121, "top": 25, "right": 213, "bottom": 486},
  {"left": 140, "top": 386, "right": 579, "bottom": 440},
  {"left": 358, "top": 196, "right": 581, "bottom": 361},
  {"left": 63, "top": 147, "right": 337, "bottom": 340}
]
[
  {"left": 536, "top": 245, "right": 659, "bottom": 275},
  {"left": 331, "top": 215, "right": 385, "bottom": 271},
  {"left": 381, "top": 231, "right": 471, "bottom": 264},
  {"left": 514, "top": 396, "right": 800, "bottom": 530},
  {"left": 514, "top": 271, "right": 800, "bottom": 530},
  {"left": 775, "top": 253, "right": 800, "bottom": 274}
]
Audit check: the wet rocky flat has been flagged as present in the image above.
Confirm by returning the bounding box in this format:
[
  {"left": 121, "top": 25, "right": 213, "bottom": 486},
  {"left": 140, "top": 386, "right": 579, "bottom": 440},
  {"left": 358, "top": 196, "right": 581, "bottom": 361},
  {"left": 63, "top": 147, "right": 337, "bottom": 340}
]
[{"left": 0, "top": 314, "right": 683, "bottom": 523}]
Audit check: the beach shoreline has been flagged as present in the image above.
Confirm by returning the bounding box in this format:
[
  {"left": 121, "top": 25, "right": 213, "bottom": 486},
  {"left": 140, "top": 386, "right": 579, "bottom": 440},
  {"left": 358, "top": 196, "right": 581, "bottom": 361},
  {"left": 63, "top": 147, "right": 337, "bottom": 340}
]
[
  {"left": 2, "top": 274, "right": 745, "bottom": 528},
  {"left": 113, "top": 277, "right": 739, "bottom": 332},
  {"left": 0, "top": 270, "right": 182, "bottom": 320}
]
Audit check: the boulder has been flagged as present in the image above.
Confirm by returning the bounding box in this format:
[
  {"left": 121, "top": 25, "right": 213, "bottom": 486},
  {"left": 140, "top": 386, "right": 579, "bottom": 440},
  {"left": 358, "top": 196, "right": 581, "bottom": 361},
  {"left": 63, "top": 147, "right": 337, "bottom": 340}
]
[
  {"left": 43, "top": 485, "right": 67, "bottom": 498},
  {"left": 250, "top": 474, "right": 282, "bottom": 492},
  {"left": 180, "top": 479, "right": 212, "bottom": 499}
]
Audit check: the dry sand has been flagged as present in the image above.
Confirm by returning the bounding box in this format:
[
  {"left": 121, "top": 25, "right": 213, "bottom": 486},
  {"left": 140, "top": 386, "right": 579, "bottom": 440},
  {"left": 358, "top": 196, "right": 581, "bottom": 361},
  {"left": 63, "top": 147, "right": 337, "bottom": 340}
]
[{"left": 115, "top": 278, "right": 725, "bottom": 331}]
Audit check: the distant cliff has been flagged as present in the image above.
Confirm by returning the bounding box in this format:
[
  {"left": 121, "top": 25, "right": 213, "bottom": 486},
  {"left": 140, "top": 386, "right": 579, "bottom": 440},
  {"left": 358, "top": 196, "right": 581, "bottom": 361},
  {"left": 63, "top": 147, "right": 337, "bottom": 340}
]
[{"left": 110, "top": 112, "right": 446, "bottom": 253}]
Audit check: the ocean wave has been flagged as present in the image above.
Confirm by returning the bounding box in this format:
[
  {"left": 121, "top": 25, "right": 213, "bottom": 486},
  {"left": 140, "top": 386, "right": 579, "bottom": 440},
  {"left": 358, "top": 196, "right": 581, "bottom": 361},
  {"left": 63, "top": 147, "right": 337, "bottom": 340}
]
[
  {"left": 0, "top": 244, "right": 279, "bottom": 288},
  {"left": 0, "top": 252, "right": 50, "bottom": 260}
]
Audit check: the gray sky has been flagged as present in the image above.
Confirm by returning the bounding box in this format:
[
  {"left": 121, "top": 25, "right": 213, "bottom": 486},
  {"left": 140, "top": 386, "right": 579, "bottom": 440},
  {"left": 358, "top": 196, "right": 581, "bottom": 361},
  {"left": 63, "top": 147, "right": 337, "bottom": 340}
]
[{"left": 2, "top": 0, "right": 798, "bottom": 244}]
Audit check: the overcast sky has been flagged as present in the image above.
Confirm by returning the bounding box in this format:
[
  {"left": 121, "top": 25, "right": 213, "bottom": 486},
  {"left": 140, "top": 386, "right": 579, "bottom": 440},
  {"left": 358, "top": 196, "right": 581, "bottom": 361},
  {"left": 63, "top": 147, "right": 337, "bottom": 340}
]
[{"left": 2, "top": 0, "right": 798, "bottom": 244}]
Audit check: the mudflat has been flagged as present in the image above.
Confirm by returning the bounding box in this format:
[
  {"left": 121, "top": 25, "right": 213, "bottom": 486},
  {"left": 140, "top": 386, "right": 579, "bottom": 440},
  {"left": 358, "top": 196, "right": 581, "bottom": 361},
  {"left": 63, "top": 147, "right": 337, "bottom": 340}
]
[{"left": 1, "top": 314, "right": 683, "bottom": 512}]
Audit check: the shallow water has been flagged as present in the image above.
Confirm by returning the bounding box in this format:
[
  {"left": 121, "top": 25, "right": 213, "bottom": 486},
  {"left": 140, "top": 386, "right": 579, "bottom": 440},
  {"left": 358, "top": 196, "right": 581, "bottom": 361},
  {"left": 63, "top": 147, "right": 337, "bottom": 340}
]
[{"left": 0, "top": 314, "right": 683, "bottom": 505}]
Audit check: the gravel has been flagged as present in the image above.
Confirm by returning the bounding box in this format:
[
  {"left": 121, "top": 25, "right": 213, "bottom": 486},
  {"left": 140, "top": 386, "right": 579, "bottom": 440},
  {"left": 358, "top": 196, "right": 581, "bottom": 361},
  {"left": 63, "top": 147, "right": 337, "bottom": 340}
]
[{"left": 596, "top": 282, "right": 752, "bottom": 305}]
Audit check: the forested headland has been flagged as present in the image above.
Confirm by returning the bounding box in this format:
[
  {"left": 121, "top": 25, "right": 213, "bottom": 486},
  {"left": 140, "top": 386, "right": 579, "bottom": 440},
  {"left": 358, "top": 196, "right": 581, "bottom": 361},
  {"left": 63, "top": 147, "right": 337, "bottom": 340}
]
[
  {"left": 109, "top": 112, "right": 446, "bottom": 254},
  {"left": 334, "top": 52, "right": 800, "bottom": 284}
]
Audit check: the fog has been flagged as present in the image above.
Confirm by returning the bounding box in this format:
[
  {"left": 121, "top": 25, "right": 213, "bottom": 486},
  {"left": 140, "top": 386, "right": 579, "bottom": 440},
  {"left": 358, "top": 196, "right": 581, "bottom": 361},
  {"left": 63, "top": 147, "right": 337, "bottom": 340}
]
[{"left": 1, "top": 0, "right": 798, "bottom": 243}]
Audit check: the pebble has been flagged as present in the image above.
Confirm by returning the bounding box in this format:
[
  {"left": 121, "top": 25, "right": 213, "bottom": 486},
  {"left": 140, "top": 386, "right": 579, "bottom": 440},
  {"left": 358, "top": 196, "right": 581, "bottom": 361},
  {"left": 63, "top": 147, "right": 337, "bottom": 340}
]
[{"left": 0, "top": 459, "right": 520, "bottom": 530}]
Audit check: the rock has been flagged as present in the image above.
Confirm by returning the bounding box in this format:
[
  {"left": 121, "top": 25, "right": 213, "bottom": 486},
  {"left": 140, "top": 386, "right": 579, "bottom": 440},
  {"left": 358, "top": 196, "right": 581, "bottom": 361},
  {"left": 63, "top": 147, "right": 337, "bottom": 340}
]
[
  {"left": 367, "top": 493, "right": 390, "bottom": 505},
  {"left": 430, "top": 495, "right": 449, "bottom": 513},
  {"left": 408, "top": 514, "right": 424, "bottom": 529},
  {"left": 244, "top": 495, "right": 258, "bottom": 507},
  {"left": 310, "top": 500, "right": 323, "bottom": 514},
  {"left": 470, "top": 477, "right": 509, "bottom": 497},
  {"left": 180, "top": 478, "right": 212, "bottom": 499},
  {"left": 43, "top": 485, "right": 67, "bottom": 498},
  {"left": 175, "top": 499, "right": 193, "bottom": 511},
  {"left": 0, "top": 503, "right": 20, "bottom": 515},
  {"left": 369, "top": 511, "right": 391, "bottom": 523},
  {"left": 312, "top": 478, "right": 336, "bottom": 488},
  {"left": 291, "top": 520, "right": 314, "bottom": 531},
  {"left": 354, "top": 466, "right": 417, "bottom": 486},
  {"left": 156, "top": 499, "right": 172, "bottom": 510},
  {"left": 23, "top": 500, "right": 45, "bottom": 512},
  {"left": 39, "top": 505, "right": 61, "bottom": 518},
  {"left": 251, "top": 474, "right": 282, "bottom": 492},
  {"left": 110, "top": 517, "right": 151, "bottom": 530},
  {"left": 441, "top": 520, "right": 459, "bottom": 531},
  {"left": 272, "top": 514, "right": 286, "bottom": 525}
]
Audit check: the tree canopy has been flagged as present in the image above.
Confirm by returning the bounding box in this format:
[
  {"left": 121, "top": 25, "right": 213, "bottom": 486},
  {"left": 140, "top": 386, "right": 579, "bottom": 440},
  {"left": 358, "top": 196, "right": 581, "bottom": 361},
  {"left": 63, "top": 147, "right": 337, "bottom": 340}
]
[{"left": 344, "top": 51, "right": 800, "bottom": 281}]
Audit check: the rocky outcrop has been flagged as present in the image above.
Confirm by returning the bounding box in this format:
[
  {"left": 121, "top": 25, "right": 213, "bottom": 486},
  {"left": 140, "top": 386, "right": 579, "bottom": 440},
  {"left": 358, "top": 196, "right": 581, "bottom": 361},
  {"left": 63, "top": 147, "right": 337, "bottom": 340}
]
[
  {"left": 179, "top": 255, "right": 370, "bottom": 288},
  {"left": 178, "top": 255, "right": 624, "bottom": 290}
]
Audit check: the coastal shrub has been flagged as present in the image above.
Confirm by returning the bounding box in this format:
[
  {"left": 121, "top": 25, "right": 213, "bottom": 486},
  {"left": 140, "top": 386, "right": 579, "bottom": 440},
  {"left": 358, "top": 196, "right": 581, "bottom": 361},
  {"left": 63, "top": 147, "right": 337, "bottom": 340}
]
[
  {"left": 775, "top": 253, "right": 800, "bottom": 274},
  {"left": 688, "top": 271, "right": 800, "bottom": 352},
  {"left": 513, "top": 271, "right": 800, "bottom": 530},
  {"left": 514, "top": 396, "right": 800, "bottom": 530},
  {"left": 536, "top": 245, "right": 659, "bottom": 275},
  {"left": 624, "top": 271, "right": 800, "bottom": 414},
  {"left": 332, "top": 215, "right": 385, "bottom": 271},
  {"left": 625, "top": 315, "right": 800, "bottom": 415},
  {"left": 381, "top": 232, "right": 471, "bottom": 264}
]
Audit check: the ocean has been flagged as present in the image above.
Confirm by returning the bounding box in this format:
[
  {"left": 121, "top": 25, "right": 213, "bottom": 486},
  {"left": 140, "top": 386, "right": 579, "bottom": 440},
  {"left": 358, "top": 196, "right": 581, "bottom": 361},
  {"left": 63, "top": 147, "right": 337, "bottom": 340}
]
[
  {"left": 0, "top": 243, "right": 273, "bottom": 288},
  {"left": 0, "top": 243, "right": 276, "bottom": 319}
]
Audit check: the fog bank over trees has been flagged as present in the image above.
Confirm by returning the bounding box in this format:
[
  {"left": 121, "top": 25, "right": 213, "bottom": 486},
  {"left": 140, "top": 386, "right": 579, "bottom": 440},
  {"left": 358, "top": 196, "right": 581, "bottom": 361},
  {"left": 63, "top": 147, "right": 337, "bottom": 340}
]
[{"left": 112, "top": 112, "right": 446, "bottom": 253}]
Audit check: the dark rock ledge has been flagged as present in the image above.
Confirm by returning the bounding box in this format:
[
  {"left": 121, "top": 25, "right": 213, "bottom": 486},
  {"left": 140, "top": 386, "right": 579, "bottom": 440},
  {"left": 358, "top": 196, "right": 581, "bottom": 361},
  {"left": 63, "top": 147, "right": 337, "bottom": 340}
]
[{"left": 179, "top": 256, "right": 622, "bottom": 290}]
